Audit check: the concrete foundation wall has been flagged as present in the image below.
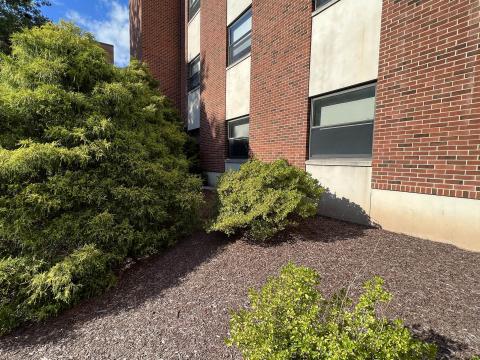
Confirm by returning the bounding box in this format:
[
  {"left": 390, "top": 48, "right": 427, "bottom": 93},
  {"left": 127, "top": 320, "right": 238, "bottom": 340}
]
[
  {"left": 309, "top": 0, "right": 382, "bottom": 96},
  {"left": 226, "top": 56, "right": 251, "bottom": 120},
  {"left": 306, "top": 160, "right": 372, "bottom": 225},
  {"left": 371, "top": 190, "right": 480, "bottom": 252}
]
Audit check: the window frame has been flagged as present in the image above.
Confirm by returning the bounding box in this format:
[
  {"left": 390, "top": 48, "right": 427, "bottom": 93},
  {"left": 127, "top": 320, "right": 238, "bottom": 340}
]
[
  {"left": 227, "top": 7, "right": 252, "bottom": 66},
  {"left": 187, "top": 55, "right": 201, "bottom": 92},
  {"left": 188, "top": 0, "right": 200, "bottom": 21},
  {"left": 313, "top": 0, "right": 340, "bottom": 13},
  {"left": 227, "top": 115, "right": 250, "bottom": 159},
  {"left": 309, "top": 82, "right": 377, "bottom": 159}
]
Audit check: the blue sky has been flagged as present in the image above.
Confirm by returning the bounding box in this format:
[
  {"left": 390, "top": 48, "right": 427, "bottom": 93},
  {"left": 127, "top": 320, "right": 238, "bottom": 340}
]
[{"left": 41, "top": 0, "right": 130, "bottom": 67}]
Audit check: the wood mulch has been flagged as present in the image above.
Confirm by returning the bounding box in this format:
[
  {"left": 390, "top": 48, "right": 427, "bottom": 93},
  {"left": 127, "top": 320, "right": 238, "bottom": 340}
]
[{"left": 0, "top": 216, "right": 479, "bottom": 359}]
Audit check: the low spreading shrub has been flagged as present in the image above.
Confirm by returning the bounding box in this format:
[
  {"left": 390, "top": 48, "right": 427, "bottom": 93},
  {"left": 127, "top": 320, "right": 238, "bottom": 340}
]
[
  {"left": 0, "top": 22, "right": 202, "bottom": 333},
  {"left": 227, "top": 263, "right": 437, "bottom": 360},
  {"left": 209, "top": 159, "right": 324, "bottom": 241}
]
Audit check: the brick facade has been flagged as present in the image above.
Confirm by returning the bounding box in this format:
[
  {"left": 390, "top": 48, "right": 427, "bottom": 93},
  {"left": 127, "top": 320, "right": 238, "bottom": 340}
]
[
  {"left": 131, "top": 0, "right": 480, "bottom": 198},
  {"left": 199, "top": 0, "right": 228, "bottom": 173},
  {"left": 372, "top": 0, "right": 480, "bottom": 200},
  {"left": 129, "top": 0, "right": 183, "bottom": 109},
  {"left": 249, "top": 1, "right": 313, "bottom": 168}
]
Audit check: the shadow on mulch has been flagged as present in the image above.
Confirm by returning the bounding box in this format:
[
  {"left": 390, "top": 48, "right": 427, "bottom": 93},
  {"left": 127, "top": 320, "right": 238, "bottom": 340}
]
[
  {"left": 0, "top": 231, "right": 232, "bottom": 350},
  {"left": 0, "top": 214, "right": 368, "bottom": 351},
  {"left": 413, "top": 326, "right": 470, "bottom": 359},
  {"left": 241, "top": 215, "right": 370, "bottom": 247}
]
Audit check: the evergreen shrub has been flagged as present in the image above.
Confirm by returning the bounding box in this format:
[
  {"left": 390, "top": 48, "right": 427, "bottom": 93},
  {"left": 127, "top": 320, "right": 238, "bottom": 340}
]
[
  {"left": 0, "top": 22, "right": 202, "bottom": 333},
  {"left": 209, "top": 159, "right": 324, "bottom": 241}
]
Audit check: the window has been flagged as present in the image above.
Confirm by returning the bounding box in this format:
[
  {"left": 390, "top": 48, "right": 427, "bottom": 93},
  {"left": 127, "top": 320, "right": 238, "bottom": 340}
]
[
  {"left": 310, "top": 84, "right": 376, "bottom": 159},
  {"left": 228, "top": 8, "right": 252, "bottom": 66},
  {"left": 228, "top": 116, "right": 249, "bottom": 159},
  {"left": 188, "top": 56, "right": 200, "bottom": 91},
  {"left": 189, "top": 0, "right": 200, "bottom": 21},
  {"left": 313, "top": 0, "right": 336, "bottom": 11}
]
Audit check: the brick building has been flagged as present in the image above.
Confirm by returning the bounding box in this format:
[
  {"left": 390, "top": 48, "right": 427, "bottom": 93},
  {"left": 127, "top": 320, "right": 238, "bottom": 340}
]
[{"left": 130, "top": 0, "right": 480, "bottom": 251}]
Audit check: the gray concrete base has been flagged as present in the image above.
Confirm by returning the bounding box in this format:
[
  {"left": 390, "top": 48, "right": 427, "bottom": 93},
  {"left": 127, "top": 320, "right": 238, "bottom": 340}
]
[
  {"left": 370, "top": 189, "right": 480, "bottom": 252},
  {"left": 306, "top": 159, "right": 372, "bottom": 225}
]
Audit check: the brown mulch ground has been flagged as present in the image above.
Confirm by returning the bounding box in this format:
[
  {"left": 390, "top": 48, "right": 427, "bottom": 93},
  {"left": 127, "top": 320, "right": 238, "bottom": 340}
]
[{"left": 0, "top": 217, "right": 479, "bottom": 359}]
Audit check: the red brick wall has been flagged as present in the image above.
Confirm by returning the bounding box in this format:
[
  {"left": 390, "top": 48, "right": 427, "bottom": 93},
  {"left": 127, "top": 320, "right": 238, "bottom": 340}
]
[
  {"left": 129, "top": 0, "right": 182, "bottom": 109},
  {"left": 249, "top": 1, "right": 313, "bottom": 168},
  {"left": 373, "top": 0, "right": 480, "bottom": 200},
  {"left": 199, "top": 0, "right": 227, "bottom": 173}
]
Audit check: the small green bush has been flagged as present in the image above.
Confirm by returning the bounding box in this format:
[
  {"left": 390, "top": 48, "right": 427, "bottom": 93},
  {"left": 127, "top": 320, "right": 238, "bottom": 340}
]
[
  {"left": 227, "top": 263, "right": 437, "bottom": 360},
  {"left": 0, "top": 22, "right": 202, "bottom": 333},
  {"left": 209, "top": 159, "right": 324, "bottom": 241}
]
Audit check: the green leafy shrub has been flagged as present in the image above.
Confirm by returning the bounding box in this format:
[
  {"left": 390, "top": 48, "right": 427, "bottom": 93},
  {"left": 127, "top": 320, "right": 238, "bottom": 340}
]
[
  {"left": 0, "top": 22, "right": 202, "bottom": 333},
  {"left": 227, "top": 263, "right": 437, "bottom": 359},
  {"left": 209, "top": 159, "right": 324, "bottom": 241}
]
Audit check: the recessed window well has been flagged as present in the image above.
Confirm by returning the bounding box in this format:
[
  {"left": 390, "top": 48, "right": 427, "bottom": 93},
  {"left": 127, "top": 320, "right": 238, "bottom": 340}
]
[
  {"left": 310, "top": 83, "right": 376, "bottom": 159},
  {"left": 188, "top": 56, "right": 201, "bottom": 91},
  {"left": 189, "top": 0, "right": 200, "bottom": 21},
  {"left": 228, "top": 116, "right": 249, "bottom": 159},
  {"left": 228, "top": 7, "right": 252, "bottom": 66}
]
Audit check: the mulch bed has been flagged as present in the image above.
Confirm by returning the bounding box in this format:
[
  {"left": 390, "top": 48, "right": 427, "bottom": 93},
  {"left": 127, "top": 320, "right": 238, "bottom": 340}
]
[{"left": 0, "top": 216, "right": 479, "bottom": 359}]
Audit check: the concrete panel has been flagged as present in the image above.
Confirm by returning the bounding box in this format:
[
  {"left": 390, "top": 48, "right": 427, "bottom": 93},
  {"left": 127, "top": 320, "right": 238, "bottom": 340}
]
[
  {"left": 205, "top": 172, "right": 222, "bottom": 187},
  {"left": 309, "top": 0, "right": 382, "bottom": 97},
  {"left": 227, "top": 0, "right": 251, "bottom": 25},
  {"left": 225, "top": 159, "right": 247, "bottom": 171},
  {"left": 371, "top": 190, "right": 480, "bottom": 252},
  {"left": 188, "top": 11, "right": 201, "bottom": 61},
  {"left": 306, "top": 160, "right": 372, "bottom": 225},
  {"left": 187, "top": 88, "right": 200, "bottom": 130},
  {"left": 226, "top": 56, "right": 251, "bottom": 120}
]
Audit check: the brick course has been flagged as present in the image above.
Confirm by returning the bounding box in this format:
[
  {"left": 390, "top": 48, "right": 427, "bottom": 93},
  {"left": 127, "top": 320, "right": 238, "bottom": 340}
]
[
  {"left": 372, "top": 0, "right": 480, "bottom": 200},
  {"left": 249, "top": 1, "right": 313, "bottom": 168},
  {"left": 129, "top": 0, "right": 182, "bottom": 109},
  {"left": 199, "top": 0, "right": 227, "bottom": 173}
]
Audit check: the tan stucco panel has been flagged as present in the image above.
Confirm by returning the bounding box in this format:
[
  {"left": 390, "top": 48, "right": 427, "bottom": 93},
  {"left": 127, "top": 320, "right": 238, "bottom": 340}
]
[
  {"left": 371, "top": 189, "right": 480, "bottom": 252},
  {"left": 306, "top": 161, "right": 372, "bottom": 225},
  {"left": 188, "top": 12, "right": 201, "bottom": 62},
  {"left": 227, "top": 0, "right": 251, "bottom": 25},
  {"left": 309, "top": 0, "right": 382, "bottom": 97},
  {"left": 226, "top": 56, "right": 251, "bottom": 120}
]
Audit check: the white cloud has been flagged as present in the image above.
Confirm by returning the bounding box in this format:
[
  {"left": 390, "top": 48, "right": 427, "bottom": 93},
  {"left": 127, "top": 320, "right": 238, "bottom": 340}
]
[{"left": 66, "top": 1, "right": 130, "bottom": 67}]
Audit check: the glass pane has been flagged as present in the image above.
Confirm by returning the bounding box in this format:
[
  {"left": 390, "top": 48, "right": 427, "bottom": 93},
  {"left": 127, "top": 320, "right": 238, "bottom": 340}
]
[
  {"left": 189, "top": 0, "right": 200, "bottom": 20},
  {"left": 313, "top": 85, "right": 376, "bottom": 127},
  {"left": 310, "top": 122, "right": 373, "bottom": 158},
  {"left": 189, "top": 57, "right": 200, "bottom": 77},
  {"left": 230, "top": 35, "right": 251, "bottom": 64},
  {"left": 228, "top": 117, "right": 249, "bottom": 139},
  {"left": 315, "top": 0, "right": 334, "bottom": 10},
  {"left": 188, "top": 57, "right": 201, "bottom": 91},
  {"left": 229, "top": 9, "right": 252, "bottom": 44},
  {"left": 229, "top": 139, "right": 249, "bottom": 159},
  {"left": 228, "top": 117, "right": 249, "bottom": 158}
]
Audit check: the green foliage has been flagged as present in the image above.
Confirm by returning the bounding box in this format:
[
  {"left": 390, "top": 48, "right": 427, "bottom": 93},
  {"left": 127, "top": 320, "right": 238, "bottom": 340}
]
[
  {"left": 0, "top": 0, "right": 50, "bottom": 54},
  {"left": 227, "top": 263, "right": 437, "bottom": 360},
  {"left": 0, "top": 22, "right": 202, "bottom": 333},
  {"left": 209, "top": 159, "right": 324, "bottom": 241}
]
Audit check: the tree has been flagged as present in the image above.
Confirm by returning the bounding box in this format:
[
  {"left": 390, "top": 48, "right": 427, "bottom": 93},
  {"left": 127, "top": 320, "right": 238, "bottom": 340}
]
[
  {"left": 0, "top": 22, "right": 203, "bottom": 333},
  {"left": 0, "top": 0, "right": 50, "bottom": 54}
]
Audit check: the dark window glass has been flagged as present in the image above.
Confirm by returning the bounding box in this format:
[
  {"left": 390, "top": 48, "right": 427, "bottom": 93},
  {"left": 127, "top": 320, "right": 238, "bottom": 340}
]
[
  {"left": 310, "top": 84, "right": 376, "bottom": 158},
  {"left": 188, "top": 56, "right": 200, "bottom": 91},
  {"left": 228, "top": 116, "right": 249, "bottom": 159},
  {"left": 313, "top": 0, "right": 335, "bottom": 11},
  {"left": 228, "top": 8, "right": 252, "bottom": 65},
  {"left": 189, "top": 0, "right": 200, "bottom": 20}
]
